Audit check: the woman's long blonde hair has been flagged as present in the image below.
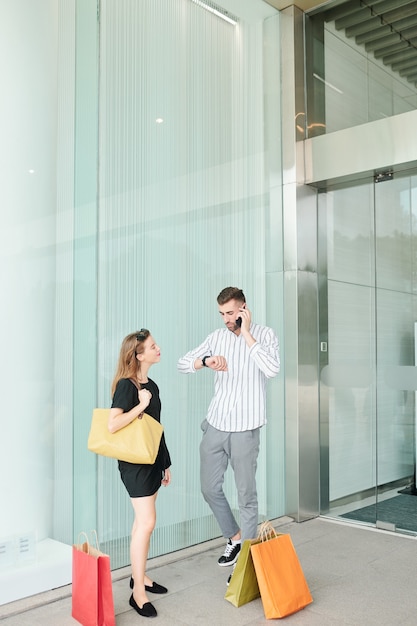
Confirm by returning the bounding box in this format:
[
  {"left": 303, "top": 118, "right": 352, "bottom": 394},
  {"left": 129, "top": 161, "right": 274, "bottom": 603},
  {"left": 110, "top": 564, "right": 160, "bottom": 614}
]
[{"left": 111, "top": 329, "right": 150, "bottom": 396}]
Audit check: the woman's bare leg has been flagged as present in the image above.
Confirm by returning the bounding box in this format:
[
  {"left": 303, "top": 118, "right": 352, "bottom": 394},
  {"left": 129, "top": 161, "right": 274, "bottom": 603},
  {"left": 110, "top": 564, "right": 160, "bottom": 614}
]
[{"left": 130, "top": 492, "right": 157, "bottom": 607}]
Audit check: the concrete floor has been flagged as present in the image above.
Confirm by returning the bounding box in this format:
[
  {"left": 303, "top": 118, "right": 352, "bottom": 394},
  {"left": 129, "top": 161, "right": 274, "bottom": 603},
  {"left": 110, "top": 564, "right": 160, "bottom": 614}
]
[{"left": 1, "top": 516, "right": 417, "bottom": 625}]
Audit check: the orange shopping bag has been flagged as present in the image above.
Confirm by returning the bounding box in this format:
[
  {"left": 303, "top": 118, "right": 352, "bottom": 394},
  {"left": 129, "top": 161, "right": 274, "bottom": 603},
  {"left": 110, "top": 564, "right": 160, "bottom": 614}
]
[
  {"left": 72, "top": 532, "right": 116, "bottom": 626},
  {"left": 250, "top": 522, "right": 313, "bottom": 619}
]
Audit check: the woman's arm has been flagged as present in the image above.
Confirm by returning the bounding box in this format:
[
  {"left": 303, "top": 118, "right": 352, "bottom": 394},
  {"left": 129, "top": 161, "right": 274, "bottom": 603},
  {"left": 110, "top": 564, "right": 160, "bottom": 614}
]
[{"left": 108, "top": 388, "right": 151, "bottom": 433}]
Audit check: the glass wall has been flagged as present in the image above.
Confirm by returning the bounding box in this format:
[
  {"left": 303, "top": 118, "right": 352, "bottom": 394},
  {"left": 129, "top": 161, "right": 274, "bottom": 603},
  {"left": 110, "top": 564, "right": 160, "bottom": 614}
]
[
  {"left": 306, "top": 3, "right": 417, "bottom": 136},
  {"left": 320, "top": 172, "right": 417, "bottom": 534},
  {"left": 322, "top": 22, "right": 417, "bottom": 133},
  {"left": 0, "top": 0, "right": 74, "bottom": 605},
  {"left": 0, "top": 0, "right": 284, "bottom": 604},
  {"left": 89, "top": 0, "right": 284, "bottom": 566}
]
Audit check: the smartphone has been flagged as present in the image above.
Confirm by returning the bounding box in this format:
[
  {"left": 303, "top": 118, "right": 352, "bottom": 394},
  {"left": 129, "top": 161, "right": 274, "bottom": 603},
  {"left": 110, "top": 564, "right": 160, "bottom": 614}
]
[{"left": 236, "top": 305, "right": 245, "bottom": 327}]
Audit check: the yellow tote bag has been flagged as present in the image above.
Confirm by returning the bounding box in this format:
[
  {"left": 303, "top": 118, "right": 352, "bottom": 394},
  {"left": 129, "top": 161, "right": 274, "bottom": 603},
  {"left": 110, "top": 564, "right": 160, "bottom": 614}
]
[{"left": 87, "top": 408, "right": 163, "bottom": 464}]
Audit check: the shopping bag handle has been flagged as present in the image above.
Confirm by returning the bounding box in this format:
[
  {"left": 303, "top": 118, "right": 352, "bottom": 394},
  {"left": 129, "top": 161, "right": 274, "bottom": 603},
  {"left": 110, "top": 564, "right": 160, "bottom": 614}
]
[
  {"left": 257, "top": 521, "right": 278, "bottom": 542},
  {"left": 76, "top": 530, "right": 100, "bottom": 553}
]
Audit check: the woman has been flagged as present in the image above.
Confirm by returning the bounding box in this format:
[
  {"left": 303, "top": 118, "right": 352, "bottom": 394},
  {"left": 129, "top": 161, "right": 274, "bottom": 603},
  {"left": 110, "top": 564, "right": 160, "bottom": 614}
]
[{"left": 108, "top": 329, "right": 171, "bottom": 618}]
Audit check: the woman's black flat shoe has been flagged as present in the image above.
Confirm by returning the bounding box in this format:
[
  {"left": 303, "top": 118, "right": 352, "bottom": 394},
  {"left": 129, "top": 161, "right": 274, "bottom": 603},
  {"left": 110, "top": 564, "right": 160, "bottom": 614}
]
[
  {"left": 146, "top": 581, "right": 168, "bottom": 594},
  {"left": 130, "top": 577, "right": 168, "bottom": 594},
  {"left": 129, "top": 594, "right": 157, "bottom": 618}
]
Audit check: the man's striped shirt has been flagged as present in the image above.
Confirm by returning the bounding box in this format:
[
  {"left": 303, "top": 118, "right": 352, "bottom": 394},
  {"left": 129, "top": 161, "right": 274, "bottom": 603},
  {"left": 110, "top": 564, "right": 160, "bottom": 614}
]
[{"left": 177, "top": 323, "right": 280, "bottom": 432}]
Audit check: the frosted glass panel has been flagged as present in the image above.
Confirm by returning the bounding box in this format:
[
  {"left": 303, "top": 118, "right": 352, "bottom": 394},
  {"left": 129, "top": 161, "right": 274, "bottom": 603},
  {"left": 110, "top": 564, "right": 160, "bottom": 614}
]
[
  {"left": 326, "top": 183, "right": 374, "bottom": 287},
  {"left": 376, "top": 290, "right": 415, "bottom": 486},
  {"left": 0, "top": 0, "right": 75, "bottom": 604},
  {"left": 95, "top": 0, "right": 283, "bottom": 567},
  {"left": 375, "top": 177, "right": 413, "bottom": 293},
  {"left": 326, "top": 281, "right": 376, "bottom": 500}
]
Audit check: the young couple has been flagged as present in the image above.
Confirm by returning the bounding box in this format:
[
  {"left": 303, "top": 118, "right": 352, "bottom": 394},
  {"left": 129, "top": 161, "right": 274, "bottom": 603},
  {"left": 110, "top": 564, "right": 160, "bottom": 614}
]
[{"left": 109, "top": 287, "right": 280, "bottom": 618}]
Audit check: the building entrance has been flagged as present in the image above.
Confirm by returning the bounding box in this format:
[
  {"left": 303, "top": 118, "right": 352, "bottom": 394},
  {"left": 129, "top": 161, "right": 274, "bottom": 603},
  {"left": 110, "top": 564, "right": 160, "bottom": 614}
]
[{"left": 319, "top": 170, "right": 417, "bottom": 535}]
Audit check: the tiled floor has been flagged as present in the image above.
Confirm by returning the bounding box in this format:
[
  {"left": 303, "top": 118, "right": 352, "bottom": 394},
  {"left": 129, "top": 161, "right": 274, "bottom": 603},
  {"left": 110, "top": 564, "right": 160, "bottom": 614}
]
[{"left": 1, "top": 516, "right": 417, "bottom": 625}]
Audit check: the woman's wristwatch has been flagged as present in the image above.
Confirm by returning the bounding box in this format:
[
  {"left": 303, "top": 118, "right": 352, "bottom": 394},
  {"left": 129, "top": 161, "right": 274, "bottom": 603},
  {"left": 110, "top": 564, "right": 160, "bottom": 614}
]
[{"left": 202, "top": 355, "right": 210, "bottom": 367}]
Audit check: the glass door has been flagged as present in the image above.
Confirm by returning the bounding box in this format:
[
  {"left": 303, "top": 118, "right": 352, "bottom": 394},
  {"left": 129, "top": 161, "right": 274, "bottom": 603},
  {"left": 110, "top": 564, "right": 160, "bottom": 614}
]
[
  {"left": 319, "top": 171, "right": 417, "bottom": 535},
  {"left": 374, "top": 174, "right": 417, "bottom": 533}
]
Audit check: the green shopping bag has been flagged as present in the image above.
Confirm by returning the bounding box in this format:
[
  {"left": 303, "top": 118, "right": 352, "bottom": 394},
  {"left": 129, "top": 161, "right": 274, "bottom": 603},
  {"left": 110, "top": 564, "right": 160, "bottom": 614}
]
[{"left": 224, "top": 539, "right": 260, "bottom": 607}]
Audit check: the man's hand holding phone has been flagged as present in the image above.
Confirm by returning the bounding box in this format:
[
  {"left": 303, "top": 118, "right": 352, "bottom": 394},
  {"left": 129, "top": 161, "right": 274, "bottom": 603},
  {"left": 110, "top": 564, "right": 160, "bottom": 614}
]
[{"left": 237, "top": 305, "right": 251, "bottom": 333}]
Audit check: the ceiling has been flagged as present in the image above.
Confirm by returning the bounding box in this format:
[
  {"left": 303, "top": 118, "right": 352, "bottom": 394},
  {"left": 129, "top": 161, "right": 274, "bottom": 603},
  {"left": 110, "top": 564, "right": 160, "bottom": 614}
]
[{"left": 319, "top": 0, "right": 417, "bottom": 87}]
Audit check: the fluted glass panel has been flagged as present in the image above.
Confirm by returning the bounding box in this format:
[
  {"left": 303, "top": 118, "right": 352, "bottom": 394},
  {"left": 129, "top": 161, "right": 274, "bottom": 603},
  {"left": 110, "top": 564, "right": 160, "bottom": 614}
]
[
  {"left": 95, "top": 0, "right": 283, "bottom": 566},
  {"left": 326, "top": 183, "right": 374, "bottom": 286},
  {"left": 0, "top": 0, "right": 281, "bottom": 603}
]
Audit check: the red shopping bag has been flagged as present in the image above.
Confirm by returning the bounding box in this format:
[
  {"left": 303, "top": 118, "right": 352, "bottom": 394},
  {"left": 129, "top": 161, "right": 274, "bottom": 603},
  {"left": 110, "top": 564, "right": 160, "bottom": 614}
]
[
  {"left": 72, "top": 532, "right": 116, "bottom": 626},
  {"left": 250, "top": 522, "right": 313, "bottom": 619}
]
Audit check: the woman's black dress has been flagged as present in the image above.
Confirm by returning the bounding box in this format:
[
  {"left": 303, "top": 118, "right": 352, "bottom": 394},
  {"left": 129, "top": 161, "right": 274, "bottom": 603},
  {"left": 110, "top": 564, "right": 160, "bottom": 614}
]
[{"left": 111, "top": 377, "right": 171, "bottom": 497}]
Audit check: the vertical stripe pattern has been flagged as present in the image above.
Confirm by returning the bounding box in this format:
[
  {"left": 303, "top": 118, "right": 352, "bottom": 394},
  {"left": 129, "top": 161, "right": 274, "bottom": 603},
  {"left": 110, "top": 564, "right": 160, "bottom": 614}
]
[{"left": 178, "top": 323, "right": 280, "bottom": 431}]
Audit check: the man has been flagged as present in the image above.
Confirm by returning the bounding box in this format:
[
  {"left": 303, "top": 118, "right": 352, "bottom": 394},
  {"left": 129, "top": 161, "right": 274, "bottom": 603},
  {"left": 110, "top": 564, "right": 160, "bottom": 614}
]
[{"left": 177, "top": 287, "right": 280, "bottom": 570}]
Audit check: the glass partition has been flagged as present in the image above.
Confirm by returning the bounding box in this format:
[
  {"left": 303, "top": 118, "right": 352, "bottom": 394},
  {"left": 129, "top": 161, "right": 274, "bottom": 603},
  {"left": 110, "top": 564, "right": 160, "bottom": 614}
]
[
  {"left": 320, "top": 172, "right": 417, "bottom": 535},
  {"left": 0, "top": 0, "right": 284, "bottom": 605},
  {"left": 306, "top": 2, "right": 417, "bottom": 136},
  {"left": 88, "top": 0, "right": 285, "bottom": 566},
  {"left": 374, "top": 174, "right": 417, "bottom": 532}
]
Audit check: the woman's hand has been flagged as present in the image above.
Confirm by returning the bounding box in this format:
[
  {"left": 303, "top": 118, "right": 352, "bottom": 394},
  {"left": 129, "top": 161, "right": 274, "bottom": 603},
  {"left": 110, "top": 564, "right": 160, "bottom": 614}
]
[
  {"left": 161, "top": 468, "right": 171, "bottom": 487},
  {"left": 138, "top": 388, "right": 152, "bottom": 412},
  {"left": 108, "top": 387, "right": 152, "bottom": 433}
]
